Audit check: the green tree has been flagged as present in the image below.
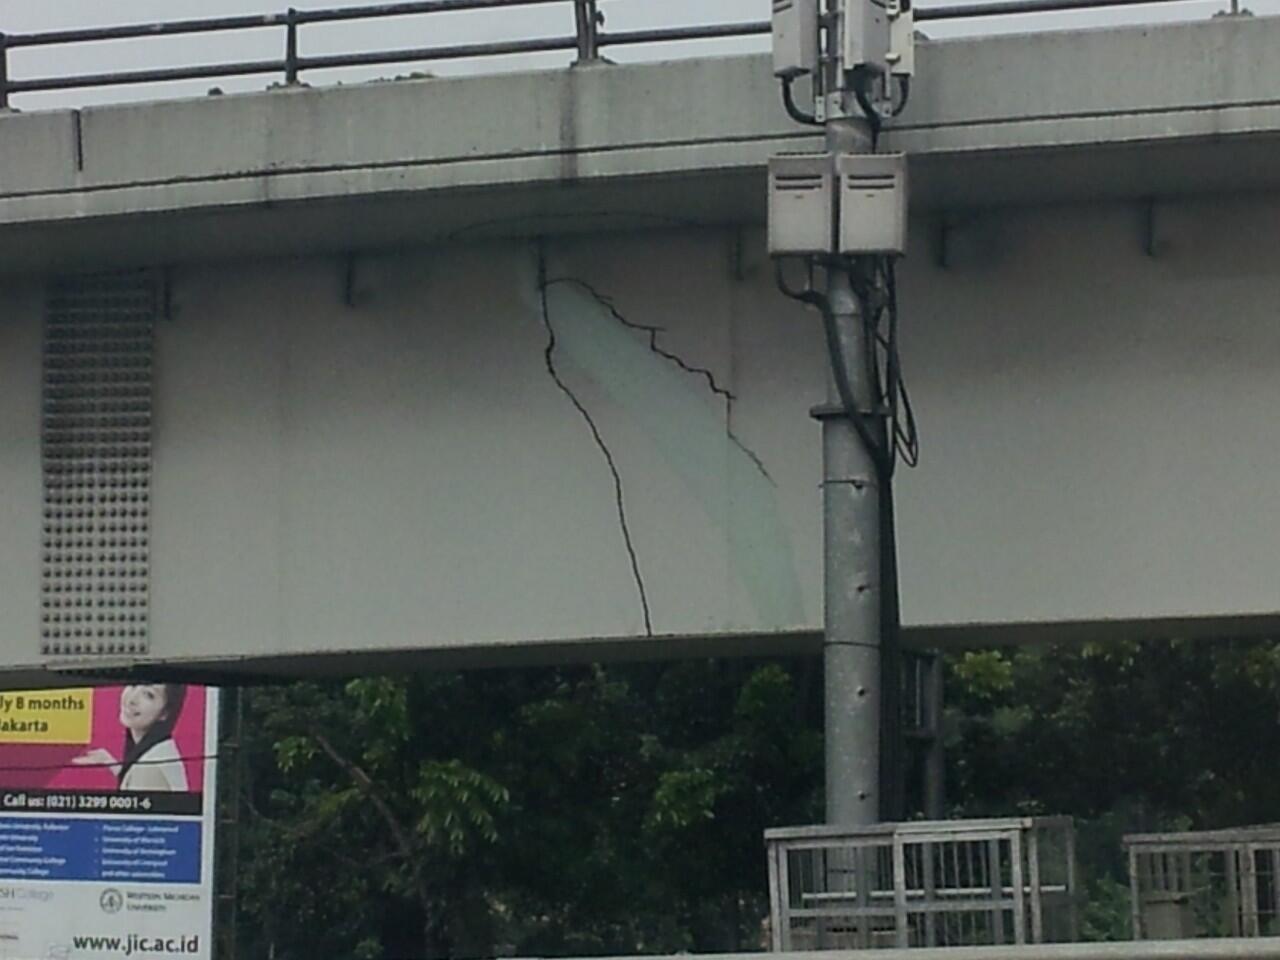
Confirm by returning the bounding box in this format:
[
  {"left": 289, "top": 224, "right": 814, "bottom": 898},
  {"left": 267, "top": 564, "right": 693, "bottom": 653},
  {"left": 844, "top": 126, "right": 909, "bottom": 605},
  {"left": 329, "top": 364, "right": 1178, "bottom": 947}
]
[
  {"left": 231, "top": 637, "right": 1280, "bottom": 955},
  {"left": 944, "top": 638, "right": 1280, "bottom": 938},
  {"left": 234, "top": 659, "right": 823, "bottom": 959},
  {"left": 237, "top": 677, "right": 508, "bottom": 959}
]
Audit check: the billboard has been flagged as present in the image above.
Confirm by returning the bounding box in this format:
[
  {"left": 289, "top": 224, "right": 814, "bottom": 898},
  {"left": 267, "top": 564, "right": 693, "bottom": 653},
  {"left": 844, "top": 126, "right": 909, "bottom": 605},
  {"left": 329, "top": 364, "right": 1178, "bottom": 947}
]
[{"left": 0, "top": 685, "right": 217, "bottom": 959}]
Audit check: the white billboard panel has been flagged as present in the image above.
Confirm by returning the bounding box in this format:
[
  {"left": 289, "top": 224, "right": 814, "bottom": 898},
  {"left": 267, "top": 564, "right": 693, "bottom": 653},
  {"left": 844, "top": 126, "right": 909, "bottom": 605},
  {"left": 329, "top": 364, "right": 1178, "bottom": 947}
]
[{"left": 0, "top": 685, "right": 217, "bottom": 959}]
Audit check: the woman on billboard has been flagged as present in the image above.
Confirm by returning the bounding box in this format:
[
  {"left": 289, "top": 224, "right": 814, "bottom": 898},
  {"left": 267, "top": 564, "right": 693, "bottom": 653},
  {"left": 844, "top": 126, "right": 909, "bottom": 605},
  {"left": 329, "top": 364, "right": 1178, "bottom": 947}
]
[{"left": 72, "top": 684, "right": 190, "bottom": 791}]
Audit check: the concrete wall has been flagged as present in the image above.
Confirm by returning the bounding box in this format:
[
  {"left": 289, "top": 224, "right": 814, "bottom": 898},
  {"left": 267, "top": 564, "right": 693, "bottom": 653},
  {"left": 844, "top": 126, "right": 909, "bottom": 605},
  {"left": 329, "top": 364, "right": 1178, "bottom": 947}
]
[
  {"left": 144, "top": 232, "right": 822, "bottom": 665},
  {"left": 2, "top": 192, "right": 1277, "bottom": 677}
]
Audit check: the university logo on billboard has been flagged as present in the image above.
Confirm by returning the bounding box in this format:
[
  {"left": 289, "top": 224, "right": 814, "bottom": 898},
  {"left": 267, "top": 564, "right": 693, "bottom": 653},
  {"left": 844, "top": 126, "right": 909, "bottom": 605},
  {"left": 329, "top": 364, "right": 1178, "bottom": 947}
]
[{"left": 0, "top": 685, "right": 218, "bottom": 959}]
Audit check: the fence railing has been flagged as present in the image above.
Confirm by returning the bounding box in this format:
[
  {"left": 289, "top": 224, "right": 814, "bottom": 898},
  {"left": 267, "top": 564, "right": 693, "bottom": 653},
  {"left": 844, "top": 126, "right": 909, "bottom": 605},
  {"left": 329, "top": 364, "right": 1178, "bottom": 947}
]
[{"left": 0, "top": 0, "right": 1221, "bottom": 108}]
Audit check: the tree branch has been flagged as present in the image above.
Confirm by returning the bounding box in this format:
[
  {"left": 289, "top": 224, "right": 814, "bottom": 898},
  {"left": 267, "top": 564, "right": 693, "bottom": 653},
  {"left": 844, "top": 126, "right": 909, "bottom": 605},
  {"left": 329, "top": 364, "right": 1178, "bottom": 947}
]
[
  {"left": 308, "top": 729, "right": 439, "bottom": 956},
  {"left": 310, "top": 730, "right": 416, "bottom": 861}
]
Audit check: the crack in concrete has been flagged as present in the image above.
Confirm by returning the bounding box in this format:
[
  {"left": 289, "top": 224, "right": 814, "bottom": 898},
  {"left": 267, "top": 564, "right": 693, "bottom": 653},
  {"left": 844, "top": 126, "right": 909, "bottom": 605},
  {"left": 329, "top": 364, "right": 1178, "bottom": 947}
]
[
  {"left": 545, "top": 276, "right": 775, "bottom": 486},
  {"left": 537, "top": 250, "right": 654, "bottom": 637}
]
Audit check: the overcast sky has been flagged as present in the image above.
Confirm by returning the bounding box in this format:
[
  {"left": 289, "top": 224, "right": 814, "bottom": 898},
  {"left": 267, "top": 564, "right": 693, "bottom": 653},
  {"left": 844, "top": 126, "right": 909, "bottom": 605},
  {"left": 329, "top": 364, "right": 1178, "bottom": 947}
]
[{"left": 2, "top": 0, "right": 1271, "bottom": 111}]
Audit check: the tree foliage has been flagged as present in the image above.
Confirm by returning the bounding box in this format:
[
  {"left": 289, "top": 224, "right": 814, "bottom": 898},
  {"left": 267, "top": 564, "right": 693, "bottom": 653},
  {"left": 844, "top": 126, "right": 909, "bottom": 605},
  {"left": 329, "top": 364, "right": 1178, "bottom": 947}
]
[
  {"left": 234, "top": 660, "right": 822, "bottom": 959},
  {"left": 231, "top": 638, "right": 1280, "bottom": 956},
  {"left": 944, "top": 638, "right": 1280, "bottom": 938}
]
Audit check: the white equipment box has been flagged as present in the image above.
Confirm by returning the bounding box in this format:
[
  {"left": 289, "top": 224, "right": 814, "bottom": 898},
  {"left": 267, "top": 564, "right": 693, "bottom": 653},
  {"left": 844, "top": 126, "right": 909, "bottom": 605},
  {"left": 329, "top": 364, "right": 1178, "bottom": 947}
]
[
  {"left": 768, "top": 153, "right": 836, "bottom": 255},
  {"left": 837, "top": 152, "right": 908, "bottom": 255},
  {"left": 772, "top": 0, "right": 819, "bottom": 78}
]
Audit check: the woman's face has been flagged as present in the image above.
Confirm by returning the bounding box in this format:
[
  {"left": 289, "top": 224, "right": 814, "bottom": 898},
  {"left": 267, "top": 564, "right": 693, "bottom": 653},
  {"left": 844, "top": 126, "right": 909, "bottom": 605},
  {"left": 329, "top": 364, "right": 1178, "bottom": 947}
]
[{"left": 120, "top": 685, "right": 168, "bottom": 736}]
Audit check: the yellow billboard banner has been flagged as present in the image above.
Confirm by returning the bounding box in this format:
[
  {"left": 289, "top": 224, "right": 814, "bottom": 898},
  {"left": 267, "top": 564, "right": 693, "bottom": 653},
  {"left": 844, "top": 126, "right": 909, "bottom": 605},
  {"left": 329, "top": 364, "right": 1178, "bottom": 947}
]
[{"left": 0, "top": 688, "right": 93, "bottom": 744}]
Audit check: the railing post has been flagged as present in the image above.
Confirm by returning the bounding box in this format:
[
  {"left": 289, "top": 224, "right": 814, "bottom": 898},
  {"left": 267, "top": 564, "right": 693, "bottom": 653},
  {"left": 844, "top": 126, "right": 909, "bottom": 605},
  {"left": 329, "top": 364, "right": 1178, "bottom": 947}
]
[
  {"left": 284, "top": 8, "right": 300, "bottom": 84},
  {"left": 573, "top": 0, "right": 600, "bottom": 63},
  {"left": 0, "top": 33, "right": 10, "bottom": 110}
]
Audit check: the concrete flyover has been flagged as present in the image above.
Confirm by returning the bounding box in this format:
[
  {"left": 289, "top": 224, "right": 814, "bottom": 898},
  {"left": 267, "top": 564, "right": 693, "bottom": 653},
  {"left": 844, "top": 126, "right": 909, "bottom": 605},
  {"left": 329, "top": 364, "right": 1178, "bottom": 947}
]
[{"left": 0, "top": 15, "right": 1278, "bottom": 683}]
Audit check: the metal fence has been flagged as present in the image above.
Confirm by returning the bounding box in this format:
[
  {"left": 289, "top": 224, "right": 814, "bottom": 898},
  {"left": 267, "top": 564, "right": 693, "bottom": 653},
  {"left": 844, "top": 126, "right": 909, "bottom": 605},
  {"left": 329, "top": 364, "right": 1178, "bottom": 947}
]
[
  {"left": 766, "top": 817, "right": 1078, "bottom": 951},
  {"left": 1126, "top": 826, "right": 1280, "bottom": 939},
  {"left": 0, "top": 0, "right": 1218, "bottom": 109}
]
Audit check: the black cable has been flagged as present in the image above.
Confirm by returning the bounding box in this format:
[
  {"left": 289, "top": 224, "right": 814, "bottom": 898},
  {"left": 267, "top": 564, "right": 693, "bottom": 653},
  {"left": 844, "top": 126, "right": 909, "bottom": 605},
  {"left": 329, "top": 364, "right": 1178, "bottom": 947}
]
[
  {"left": 849, "top": 258, "right": 918, "bottom": 476},
  {"left": 776, "top": 257, "right": 900, "bottom": 474},
  {"left": 0, "top": 752, "right": 221, "bottom": 774},
  {"left": 821, "top": 293, "right": 890, "bottom": 465},
  {"left": 877, "top": 438, "right": 906, "bottom": 819},
  {"left": 895, "top": 384, "right": 919, "bottom": 467},
  {"left": 883, "top": 259, "right": 920, "bottom": 468},
  {"left": 851, "top": 67, "right": 884, "bottom": 151},
  {"left": 891, "top": 75, "right": 911, "bottom": 117},
  {"left": 850, "top": 72, "right": 911, "bottom": 143},
  {"left": 774, "top": 258, "right": 812, "bottom": 303},
  {"left": 852, "top": 259, "right": 888, "bottom": 439},
  {"left": 775, "top": 259, "right": 887, "bottom": 464},
  {"left": 781, "top": 74, "right": 821, "bottom": 127},
  {"left": 853, "top": 256, "right": 911, "bottom": 820}
]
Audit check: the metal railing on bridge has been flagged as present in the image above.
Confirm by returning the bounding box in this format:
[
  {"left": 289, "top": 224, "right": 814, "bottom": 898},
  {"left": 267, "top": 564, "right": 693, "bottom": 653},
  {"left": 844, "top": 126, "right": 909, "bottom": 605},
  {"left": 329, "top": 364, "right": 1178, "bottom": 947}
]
[
  {"left": 766, "top": 818, "right": 1079, "bottom": 951},
  {"left": 0, "top": 0, "right": 1220, "bottom": 109}
]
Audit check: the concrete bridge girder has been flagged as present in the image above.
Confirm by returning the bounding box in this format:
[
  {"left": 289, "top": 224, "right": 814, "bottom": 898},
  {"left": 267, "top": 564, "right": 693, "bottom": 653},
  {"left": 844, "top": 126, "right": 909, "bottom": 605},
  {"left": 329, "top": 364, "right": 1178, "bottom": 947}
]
[{"left": 0, "top": 17, "right": 1278, "bottom": 681}]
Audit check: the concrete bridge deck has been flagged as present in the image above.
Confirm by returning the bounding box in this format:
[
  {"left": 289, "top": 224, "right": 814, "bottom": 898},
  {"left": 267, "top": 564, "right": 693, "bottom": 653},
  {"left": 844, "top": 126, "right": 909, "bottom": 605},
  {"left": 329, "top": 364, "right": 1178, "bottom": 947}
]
[
  {"left": 1, "top": 15, "right": 1278, "bottom": 682},
  {"left": 2, "top": 16, "right": 1278, "bottom": 271}
]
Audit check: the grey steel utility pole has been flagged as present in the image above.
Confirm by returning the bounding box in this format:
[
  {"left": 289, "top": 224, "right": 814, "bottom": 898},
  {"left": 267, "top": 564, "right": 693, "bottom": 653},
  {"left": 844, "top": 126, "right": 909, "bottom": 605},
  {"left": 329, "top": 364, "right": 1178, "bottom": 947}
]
[
  {"left": 821, "top": 255, "right": 881, "bottom": 827},
  {"left": 769, "top": 0, "right": 914, "bottom": 826},
  {"left": 824, "top": 114, "right": 878, "bottom": 824}
]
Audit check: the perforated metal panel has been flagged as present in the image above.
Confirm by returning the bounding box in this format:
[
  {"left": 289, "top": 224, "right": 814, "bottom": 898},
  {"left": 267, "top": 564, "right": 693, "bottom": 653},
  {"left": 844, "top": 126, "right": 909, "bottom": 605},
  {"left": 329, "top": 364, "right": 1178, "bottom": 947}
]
[{"left": 41, "top": 272, "right": 156, "bottom": 658}]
